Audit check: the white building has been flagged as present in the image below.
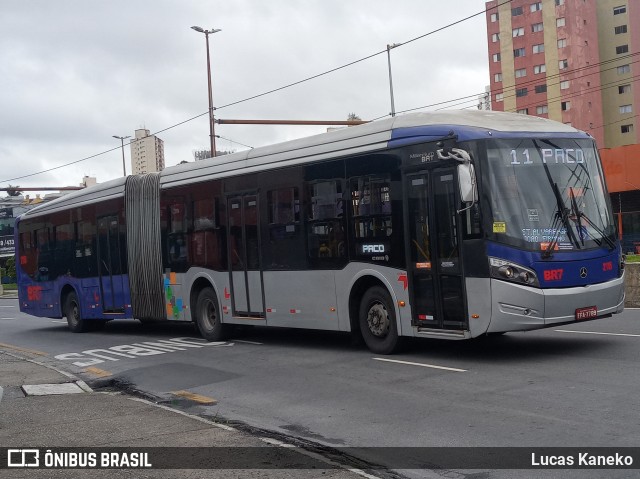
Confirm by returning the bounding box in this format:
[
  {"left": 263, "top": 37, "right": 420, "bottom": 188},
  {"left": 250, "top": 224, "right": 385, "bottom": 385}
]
[{"left": 130, "top": 128, "right": 165, "bottom": 175}]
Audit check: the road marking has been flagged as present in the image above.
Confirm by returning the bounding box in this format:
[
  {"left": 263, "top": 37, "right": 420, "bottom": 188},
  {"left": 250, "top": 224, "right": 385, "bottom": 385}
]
[
  {"left": 0, "top": 342, "right": 48, "bottom": 356},
  {"left": 51, "top": 320, "right": 67, "bottom": 324},
  {"left": 55, "top": 338, "right": 234, "bottom": 367},
  {"left": 0, "top": 317, "right": 14, "bottom": 320},
  {"left": 372, "top": 357, "right": 466, "bottom": 372},
  {"left": 235, "top": 339, "right": 263, "bottom": 345},
  {"left": 84, "top": 367, "right": 113, "bottom": 378},
  {"left": 0, "top": 305, "right": 15, "bottom": 308},
  {"left": 555, "top": 329, "right": 640, "bottom": 338},
  {"left": 171, "top": 390, "right": 218, "bottom": 405}
]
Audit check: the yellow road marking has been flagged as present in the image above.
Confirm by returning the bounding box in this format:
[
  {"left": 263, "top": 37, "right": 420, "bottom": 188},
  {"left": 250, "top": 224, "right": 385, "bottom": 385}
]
[
  {"left": 84, "top": 367, "right": 113, "bottom": 378},
  {"left": 0, "top": 342, "right": 48, "bottom": 356},
  {"left": 172, "top": 390, "right": 218, "bottom": 405}
]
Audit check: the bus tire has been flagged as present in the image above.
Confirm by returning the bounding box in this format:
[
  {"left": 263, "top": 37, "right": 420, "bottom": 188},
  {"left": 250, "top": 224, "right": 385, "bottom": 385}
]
[
  {"left": 65, "top": 292, "right": 89, "bottom": 333},
  {"left": 359, "top": 286, "right": 400, "bottom": 354},
  {"left": 195, "top": 287, "right": 230, "bottom": 341}
]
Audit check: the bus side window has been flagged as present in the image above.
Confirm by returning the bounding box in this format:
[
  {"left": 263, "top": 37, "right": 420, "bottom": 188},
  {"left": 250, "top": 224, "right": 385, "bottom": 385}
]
[
  {"left": 19, "top": 230, "right": 37, "bottom": 279},
  {"left": 307, "top": 181, "right": 346, "bottom": 260},
  {"left": 192, "top": 198, "right": 222, "bottom": 270},
  {"left": 75, "top": 220, "right": 96, "bottom": 278},
  {"left": 54, "top": 223, "right": 74, "bottom": 278},
  {"left": 167, "top": 200, "right": 189, "bottom": 272},
  {"left": 266, "top": 187, "right": 301, "bottom": 269},
  {"left": 351, "top": 176, "right": 393, "bottom": 237},
  {"left": 35, "top": 227, "right": 51, "bottom": 282}
]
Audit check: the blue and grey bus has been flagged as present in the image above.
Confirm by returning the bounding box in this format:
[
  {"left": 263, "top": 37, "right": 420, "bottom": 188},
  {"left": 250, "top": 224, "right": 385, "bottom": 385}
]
[{"left": 16, "top": 110, "right": 625, "bottom": 353}]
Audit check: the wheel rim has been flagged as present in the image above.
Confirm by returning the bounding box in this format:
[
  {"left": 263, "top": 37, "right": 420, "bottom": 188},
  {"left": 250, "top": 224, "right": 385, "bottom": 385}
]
[
  {"left": 201, "top": 298, "right": 217, "bottom": 331},
  {"left": 366, "top": 301, "right": 390, "bottom": 337},
  {"left": 69, "top": 301, "right": 79, "bottom": 325}
]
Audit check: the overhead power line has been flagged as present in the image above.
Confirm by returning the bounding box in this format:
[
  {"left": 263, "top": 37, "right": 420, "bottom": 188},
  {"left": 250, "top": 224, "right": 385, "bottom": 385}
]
[
  {"left": 1, "top": 1, "right": 511, "bottom": 184},
  {"left": 436, "top": 56, "right": 640, "bottom": 111},
  {"left": 388, "top": 52, "right": 640, "bottom": 115}
]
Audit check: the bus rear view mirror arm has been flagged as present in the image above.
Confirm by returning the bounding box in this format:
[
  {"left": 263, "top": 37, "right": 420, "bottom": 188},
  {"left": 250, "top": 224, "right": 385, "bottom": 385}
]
[{"left": 437, "top": 148, "right": 478, "bottom": 211}]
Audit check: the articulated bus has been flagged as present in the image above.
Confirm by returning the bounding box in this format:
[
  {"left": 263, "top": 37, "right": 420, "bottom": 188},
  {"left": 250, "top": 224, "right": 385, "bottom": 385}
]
[{"left": 16, "top": 111, "right": 625, "bottom": 353}]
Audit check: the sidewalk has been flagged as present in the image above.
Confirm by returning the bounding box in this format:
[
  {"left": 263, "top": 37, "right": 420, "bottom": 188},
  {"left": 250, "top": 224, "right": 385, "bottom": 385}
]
[{"left": 0, "top": 348, "right": 377, "bottom": 478}]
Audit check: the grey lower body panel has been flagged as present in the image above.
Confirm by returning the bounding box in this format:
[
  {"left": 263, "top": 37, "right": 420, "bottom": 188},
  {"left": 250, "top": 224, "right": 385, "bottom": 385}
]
[{"left": 486, "top": 274, "right": 625, "bottom": 333}]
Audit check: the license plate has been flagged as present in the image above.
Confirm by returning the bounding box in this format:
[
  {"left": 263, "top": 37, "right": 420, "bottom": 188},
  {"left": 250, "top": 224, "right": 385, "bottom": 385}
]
[{"left": 575, "top": 306, "right": 597, "bottom": 320}]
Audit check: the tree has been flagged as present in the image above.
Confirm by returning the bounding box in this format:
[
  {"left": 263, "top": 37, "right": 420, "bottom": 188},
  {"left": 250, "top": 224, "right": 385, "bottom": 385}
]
[
  {"left": 5, "top": 184, "right": 21, "bottom": 197},
  {"left": 347, "top": 113, "right": 361, "bottom": 121},
  {"left": 5, "top": 256, "right": 16, "bottom": 280}
]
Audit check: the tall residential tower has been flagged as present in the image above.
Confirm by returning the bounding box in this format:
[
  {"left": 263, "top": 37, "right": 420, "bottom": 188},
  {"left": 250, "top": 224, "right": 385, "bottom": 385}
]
[
  {"left": 485, "top": 0, "right": 638, "bottom": 148},
  {"left": 130, "top": 128, "right": 165, "bottom": 175}
]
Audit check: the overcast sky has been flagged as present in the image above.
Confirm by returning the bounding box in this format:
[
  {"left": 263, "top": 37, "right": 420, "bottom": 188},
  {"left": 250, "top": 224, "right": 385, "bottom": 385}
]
[{"left": 0, "top": 0, "right": 489, "bottom": 193}]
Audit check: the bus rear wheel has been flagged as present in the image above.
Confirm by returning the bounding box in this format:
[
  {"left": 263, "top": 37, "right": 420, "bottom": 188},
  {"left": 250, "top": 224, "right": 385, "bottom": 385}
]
[
  {"left": 359, "top": 286, "right": 400, "bottom": 354},
  {"left": 65, "top": 292, "right": 89, "bottom": 333},
  {"left": 195, "top": 287, "right": 230, "bottom": 341}
]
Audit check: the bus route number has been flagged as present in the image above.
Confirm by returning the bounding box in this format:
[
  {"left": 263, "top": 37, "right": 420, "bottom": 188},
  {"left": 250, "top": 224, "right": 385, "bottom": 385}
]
[{"left": 510, "top": 149, "right": 585, "bottom": 165}]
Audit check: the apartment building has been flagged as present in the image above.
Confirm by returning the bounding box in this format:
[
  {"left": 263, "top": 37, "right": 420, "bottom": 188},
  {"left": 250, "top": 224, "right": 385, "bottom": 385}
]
[
  {"left": 130, "top": 128, "right": 165, "bottom": 175},
  {"left": 486, "top": 0, "right": 640, "bottom": 251}
]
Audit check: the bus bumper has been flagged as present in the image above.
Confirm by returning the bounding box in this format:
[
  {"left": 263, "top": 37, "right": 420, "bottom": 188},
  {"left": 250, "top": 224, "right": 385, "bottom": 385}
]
[{"left": 487, "top": 275, "right": 625, "bottom": 333}]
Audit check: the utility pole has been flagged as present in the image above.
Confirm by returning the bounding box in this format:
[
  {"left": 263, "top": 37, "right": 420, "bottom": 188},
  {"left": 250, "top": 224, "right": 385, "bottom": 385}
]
[
  {"left": 112, "top": 135, "right": 130, "bottom": 176},
  {"left": 386, "top": 43, "right": 401, "bottom": 117},
  {"left": 191, "top": 26, "right": 222, "bottom": 158}
]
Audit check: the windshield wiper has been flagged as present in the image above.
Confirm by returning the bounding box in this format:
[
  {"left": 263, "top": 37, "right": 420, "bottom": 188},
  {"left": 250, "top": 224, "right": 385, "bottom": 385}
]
[
  {"left": 568, "top": 188, "right": 615, "bottom": 251},
  {"left": 537, "top": 145, "right": 581, "bottom": 258},
  {"left": 542, "top": 181, "right": 581, "bottom": 259},
  {"left": 569, "top": 187, "right": 585, "bottom": 248}
]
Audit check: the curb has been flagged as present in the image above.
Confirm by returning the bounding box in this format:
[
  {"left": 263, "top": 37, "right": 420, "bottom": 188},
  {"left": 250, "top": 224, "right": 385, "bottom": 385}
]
[{"left": 1, "top": 347, "right": 389, "bottom": 478}]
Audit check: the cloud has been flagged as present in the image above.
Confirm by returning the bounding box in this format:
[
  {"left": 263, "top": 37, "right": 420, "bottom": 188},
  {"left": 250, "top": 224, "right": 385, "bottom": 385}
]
[{"left": 0, "top": 0, "right": 489, "bottom": 191}]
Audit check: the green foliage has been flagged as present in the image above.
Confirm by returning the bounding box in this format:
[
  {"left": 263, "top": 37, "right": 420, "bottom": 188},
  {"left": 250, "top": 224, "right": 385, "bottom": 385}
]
[
  {"left": 6, "top": 184, "right": 21, "bottom": 196},
  {"left": 625, "top": 254, "right": 640, "bottom": 263},
  {"left": 5, "top": 256, "right": 16, "bottom": 278}
]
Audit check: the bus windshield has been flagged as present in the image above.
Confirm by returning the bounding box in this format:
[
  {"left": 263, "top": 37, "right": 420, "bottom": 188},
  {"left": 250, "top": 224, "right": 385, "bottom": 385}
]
[{"left": 483, "top": 138, "right": 616, "bottom": 253}]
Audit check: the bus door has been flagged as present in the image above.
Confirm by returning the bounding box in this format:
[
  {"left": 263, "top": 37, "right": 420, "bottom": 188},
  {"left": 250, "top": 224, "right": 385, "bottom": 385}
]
[
  {"left": 226, "top": 195, "right": 265, "bottom": 317},
  {"left": 405, "top": 169, "right": 466, "bottom": 330},
  {"left": 97, "top": 215, "right": 125, "bottom": 313}
]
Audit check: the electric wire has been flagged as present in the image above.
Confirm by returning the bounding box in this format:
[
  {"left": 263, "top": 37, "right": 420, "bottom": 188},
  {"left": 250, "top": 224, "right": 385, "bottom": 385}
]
[
  {"left": 393, "top": 52, "right": 640, "bottom": 114},
  {"left": 1, "top": 0, "right": 510, "bottom": 184},
  {"left": 369, "top": 52, "right": 640, "bottom": 121}
]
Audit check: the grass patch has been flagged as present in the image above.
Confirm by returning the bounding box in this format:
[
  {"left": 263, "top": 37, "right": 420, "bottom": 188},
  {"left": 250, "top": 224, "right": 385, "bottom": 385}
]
[
  {"left": 2, "top": 283, "right": 17, "bottom": 290},
  {"left": 625, "top": 254, "right": 640, "bottom": 263}
]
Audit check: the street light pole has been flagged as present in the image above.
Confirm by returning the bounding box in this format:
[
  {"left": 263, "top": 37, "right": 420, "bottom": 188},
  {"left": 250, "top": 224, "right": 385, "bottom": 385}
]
[
  {"left": 386, "top": 43, "right": 401, "bottom": 117},
  {"left": 191, "top": 26, "right": 221, "bottom": 158},
  {"left": 112, "top": 135, "right": 130, "bottom": 176}
]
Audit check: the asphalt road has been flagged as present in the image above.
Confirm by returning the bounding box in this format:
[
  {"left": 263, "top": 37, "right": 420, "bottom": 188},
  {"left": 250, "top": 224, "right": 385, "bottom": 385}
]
[{"left": 2, "top": 295, "right": 639, "bottom": 478}]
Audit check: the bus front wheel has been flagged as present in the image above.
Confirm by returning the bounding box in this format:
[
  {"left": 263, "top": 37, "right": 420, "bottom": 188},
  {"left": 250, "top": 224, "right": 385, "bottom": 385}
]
[
  {"left": 65, "top": 292, "right": 89, "bottom": 333},
  {"left": 195, "top": 287, "right": 230, "bottom": 341},
  {"left": 359, "top": 286, "right": 400, "bottom": 354}
]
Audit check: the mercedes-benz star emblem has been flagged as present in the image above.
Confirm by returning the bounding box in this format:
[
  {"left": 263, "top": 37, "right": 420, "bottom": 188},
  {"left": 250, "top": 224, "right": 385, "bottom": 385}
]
[{"left": 580, "top": 267, "right": 588, "bottom": 278}]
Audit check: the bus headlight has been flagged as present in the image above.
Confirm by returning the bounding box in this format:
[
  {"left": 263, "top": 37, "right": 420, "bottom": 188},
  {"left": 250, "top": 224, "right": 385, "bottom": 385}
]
[{"left": 489, "top": 257, "right": 539, "bottom": 287}]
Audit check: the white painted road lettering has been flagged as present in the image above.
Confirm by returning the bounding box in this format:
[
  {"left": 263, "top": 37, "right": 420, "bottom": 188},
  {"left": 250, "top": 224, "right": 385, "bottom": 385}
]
[
  {"left": 54, "top": 338, "right": 230, "bottom": 367},
  {"left": 373, "top": 357, "right": 467, "bottom": 372}
]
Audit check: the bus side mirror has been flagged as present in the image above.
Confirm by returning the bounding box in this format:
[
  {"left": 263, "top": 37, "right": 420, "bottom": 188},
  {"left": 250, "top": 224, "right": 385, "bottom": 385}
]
[{"left": 458, "top": 163, "right": 478, "bottom": 203}]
